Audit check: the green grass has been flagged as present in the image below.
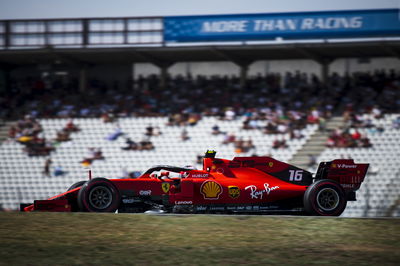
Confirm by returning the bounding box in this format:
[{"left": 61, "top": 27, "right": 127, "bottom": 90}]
[{"left": 0, "top": 212, "right": 399, "bottom": 265}]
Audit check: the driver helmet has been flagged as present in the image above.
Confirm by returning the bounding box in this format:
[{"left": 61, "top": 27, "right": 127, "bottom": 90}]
[
  {"left": 160, "top": 171, "right": 170, "bottom": 177},
  {"left": 180, "top": 171, "right": 190, "bottom": 178}
]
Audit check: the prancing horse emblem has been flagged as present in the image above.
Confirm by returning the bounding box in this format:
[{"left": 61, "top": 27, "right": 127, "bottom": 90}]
[{"left": 162, "top": 182, "right": 170, "bottom": 193}]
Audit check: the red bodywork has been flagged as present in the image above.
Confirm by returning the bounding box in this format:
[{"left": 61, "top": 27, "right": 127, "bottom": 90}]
[{"left": 23, "top": 154, "right": 369, "bottom": 214}]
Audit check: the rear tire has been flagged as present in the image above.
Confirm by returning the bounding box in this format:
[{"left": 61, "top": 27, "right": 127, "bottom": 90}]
[
  {"left": 303, "top": 179, "right": 347, "bottom": 216},
  {"left": 78, "top": 178, "right": 120, "bottom": 212}
]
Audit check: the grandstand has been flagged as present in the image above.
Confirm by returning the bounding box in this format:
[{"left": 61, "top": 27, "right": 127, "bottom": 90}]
[
  {"left": 0, "top": 8, "right": 399, "bottom": 216},
  {"left": 314, "top": 114, "right": 400, "bottom": 217},
  {"left": 0, "top": 116, "right": 317, "bottom": 209}
]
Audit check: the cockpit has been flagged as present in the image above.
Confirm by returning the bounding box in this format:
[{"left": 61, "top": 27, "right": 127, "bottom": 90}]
[{"left": 143, "top": 165, "right": 194, "bottom": 180}]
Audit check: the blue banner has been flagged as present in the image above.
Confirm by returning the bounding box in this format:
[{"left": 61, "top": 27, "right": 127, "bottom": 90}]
[{"left": 164, "top": 9, "right": 400, "bottom": 42}]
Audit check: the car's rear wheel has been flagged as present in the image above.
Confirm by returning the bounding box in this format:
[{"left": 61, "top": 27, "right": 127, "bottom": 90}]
[
  {"left": 78, "top": 178, "right": 120, "bottom": 212},
  {"left": 67, "top": 181, "right": 87, "bottom": 192},
  {"left": 303, "top": 179, "right": 347, "bottom": 216}
]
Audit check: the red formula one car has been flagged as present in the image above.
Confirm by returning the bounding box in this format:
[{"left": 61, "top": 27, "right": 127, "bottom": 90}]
[{"left": 22, "top": 151, "right": 369, "bottom": 216}]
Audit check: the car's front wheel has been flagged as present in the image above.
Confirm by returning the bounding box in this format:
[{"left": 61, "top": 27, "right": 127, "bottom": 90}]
[
  {"left": 67, "top": 180, "right": 87, "bottom": 192},
  {"left": 303, "top": 179, "right": 347, "bottom": 216},
  {"left": 78, "top": 178, "right": 120, "bottom": 212}
]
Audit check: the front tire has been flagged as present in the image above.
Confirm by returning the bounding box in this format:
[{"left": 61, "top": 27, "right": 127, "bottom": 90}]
[
  {"left": 78, "top": 178, "right": 120, "bottom": 212},
  {"left": 303, "top": 179, "right": 347, "bottom": 216},
  {"left": 67, "top": 181, "right": 87, "bottom": 192}
]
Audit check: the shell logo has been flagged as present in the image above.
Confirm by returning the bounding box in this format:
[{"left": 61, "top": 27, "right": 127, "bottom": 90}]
[{"left": 200, "top": 180, "right": 223, "bottom": 200}]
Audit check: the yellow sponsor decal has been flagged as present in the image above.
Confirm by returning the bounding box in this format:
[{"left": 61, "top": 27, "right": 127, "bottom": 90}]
[
  {"left": 268, "top": 162, "right": 274, "bottom": 167},
  {"left": 332, "top": 164, "right": 337, "bottom": 168},
  {"left": 228, "top": 186, "right": 240, "bottom": 199},
  {"left": 200, "top": 180, "right": 222, "bottom": 200},
  {"left": 162, "top": 182, "right": 170, "bottom": 193}
]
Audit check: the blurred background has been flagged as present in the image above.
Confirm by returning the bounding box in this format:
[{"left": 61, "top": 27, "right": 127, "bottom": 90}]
[{"left": 0, "top": 0, "right": 399, "bottom": 217}]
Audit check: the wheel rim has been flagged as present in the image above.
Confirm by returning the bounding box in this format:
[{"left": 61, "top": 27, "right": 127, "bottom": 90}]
[
  {"left": 88, "top": 186, "right": 113, "bottom": 210},
  {"left": 316, "top": 188, "right": 339, "bottom": 211}
]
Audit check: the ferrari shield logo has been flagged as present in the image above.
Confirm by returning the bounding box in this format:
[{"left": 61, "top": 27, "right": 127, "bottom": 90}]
[
  {"left": 162, "top": 182, "right": 170, "bottom": 193},
  {"left": 228, "top": 186, "right": 240, "bottom": 199},
  {"left": 268, "top": 162, "right": 274, "bottom": 167}
]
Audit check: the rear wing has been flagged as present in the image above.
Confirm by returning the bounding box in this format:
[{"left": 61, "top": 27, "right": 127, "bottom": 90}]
[{"left": 315, "top": 159, "right": 369, "bottom": 192}]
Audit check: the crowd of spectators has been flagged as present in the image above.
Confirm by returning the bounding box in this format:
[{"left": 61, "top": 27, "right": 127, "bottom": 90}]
[
  {"left": 8, "top": 115, "right": 54, "bottom": 156},
  {"left": 326, "top": 128, "right": 372, "bottom": 148},
  {"left": 2, "top": 70, "right": 399, "bottom": 123},
  {"left": 121, "top": 137, "right": 155, "bottom": 151},
  {"left": 220, "top": 132, "right": 256, "bottom": 153},
  {"left": 2, "top": 70, "right": 400, "bottom": 163},
  {"left": 80, "top": 147, "right": 105, "bottom": 167}
]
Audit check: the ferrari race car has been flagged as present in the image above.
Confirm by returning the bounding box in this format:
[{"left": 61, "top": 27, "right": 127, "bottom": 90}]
[{"left": 22, "top": 151, "right": 369, "bottom": 216}]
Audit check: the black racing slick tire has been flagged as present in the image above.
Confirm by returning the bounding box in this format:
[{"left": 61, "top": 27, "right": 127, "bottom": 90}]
[
  {"left": 67, "top": 181, "right": 87, "bottom": 192},
  {"left": 303, "top": 179, "right": 347, "bottom": 216},
  {"left": 77, "top": 178, "right": 120, "bottom": 212}
]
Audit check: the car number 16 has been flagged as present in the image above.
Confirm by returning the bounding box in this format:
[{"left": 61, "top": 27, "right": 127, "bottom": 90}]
[{"left": 289, "top": 170, "right": 303, "bottom": 181}]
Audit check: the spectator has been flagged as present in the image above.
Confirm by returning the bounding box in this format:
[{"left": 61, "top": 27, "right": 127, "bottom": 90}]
[
  {"left": 318, "top": 117, "right": 326, "bottom": 132},
  {"left": 326, "top": 136, "right": 335, "bottom": 148},
  {"left": 290, "top": 128, "right": 304, "bottom": 140},
  {"left": 24, "top": 138, "right": 54, "bottom": 156},
  {"left": 121, "top": 138, "right": 138, "bottom": 151},
  {"left": 8, "top": 126, "right": 17, "bottom": 139},
  {"left": 263, "top": 122, "right": 277, "bottom": 134},
  {"left": 187, "top": 114, "right": 200, "bottom": 126},
  {"left": 145, "top": 125, "right": 154, "bottom": 137},
  {"left": 181, "top": 128, "right": 190, "bottom": 141},
  {"left": 53, "top": 166, "right": 65, "bottom": 176},
  {"left": 234, "top": 138, "right": 244, "bottom": 153},
  {"left": 222, "top": 133, "right": 236, "bottom": 145},
  {"left": 307, "top": 154, "right": 317, "bottom": 168},
  {"left": 196, "top": 154, "right": 203, "bottom": 165},
  {"left": 224, "top": 108, "right": 236, "bottom": 121},
  {"left": 242, "top": 118, "right": 252, "bottom": 130},
  {"left": 211, "top": 125, "right": 222, "bottom": 135},
  {"left": 81, "top": 158, "right": 92, "bottom": 167},
  {"left": 63, "top": 119, "right": 80, "bottom": 133},
  {"left": 392, "top": 116, "right": 400, "bottom": 129},
  {"left": 371, "top": 105, "right": 383, "bottom": 119},
  {"left": 91, "top": 148, "right": 104, "bottom": 160},
  {"left": 153, "top": 126, "right": 162, "bottom": 136},
  {"left": 101, "top": 112, "right": 115, "bottom": 123},
  {"left": 55, "top": 130, "right": 71, "bottom": 142},
  {"left": 107, "top": 125, "right": 123, "bottom": 141},
  {"left": 361, "top": 137, "right": 372, "bottom": 148},
  {"left": 80, "top": 147, "right": 104, "bottom": 166},
  {"left": 272, "top": 139, "right": 288, "bottom": 149},
  {"left": 139, "top": 138, "right": 154, "bottom": 150},
  {"left": 242, "top": 139, "right": 255, "bottom": 153},
  {"left": 43, "top": 158, "right": 52, "bottom": 177}
]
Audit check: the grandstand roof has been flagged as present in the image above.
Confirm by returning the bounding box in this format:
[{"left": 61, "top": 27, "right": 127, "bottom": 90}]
[{"left": 0, "top": 40, "right": 399, "bottom": 66}]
